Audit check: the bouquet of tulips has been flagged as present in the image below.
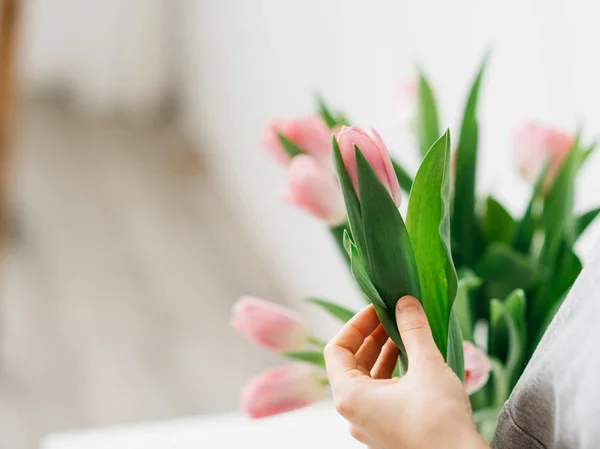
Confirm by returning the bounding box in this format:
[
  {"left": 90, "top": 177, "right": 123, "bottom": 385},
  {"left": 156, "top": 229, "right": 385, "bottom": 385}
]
[{"left": 230, "top": 56, "right": 599, "bottom": 439}]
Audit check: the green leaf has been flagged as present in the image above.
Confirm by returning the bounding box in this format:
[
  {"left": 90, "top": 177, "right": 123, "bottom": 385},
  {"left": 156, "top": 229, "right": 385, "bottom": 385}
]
[
  {"left": 416, "top": 72, "right": 440, "bottom": 158},
  {"left": 504, "top": 289, "right": 526, "bottom": 345},
  {"left": 473, "top": 406, "right": 501, "bottom": 443},
  {"left": 512, "top": 162, "right": 549, "bottom": 254},
  {"left": 316, "top": 96, "right": 350, "bottom": 128},
  {"left": 277, "top": 134, "right": 304, "bottom": 158},
  {"left": 317, "top": 96, "right": 339, "bottom": 129},
  {"left": 346, "top": 237, "right": 406, "bottom": 361},
  {"left": 490, "top": 293, "right": 524, "bottom": 388},
  {"left": 580, "top": 140, "right": 596, "bottom": 166},
  {"left": 332, "top": 137, "right": 367, "bottom": 259},
  {"left": 317, "top": 97, "right": 337, "bottom": 129},
  {"left": 476, "top": 243, "right": 541, "bottom": 299},
  {"left": 281, "top": 351, "right": 325, "bottom": 367},
  {"left": 548, "top": 239, "right": 581, "bottom": 306},
  {"left": 482, "top": 196, "right": 516, "bottom": 245},
  {"left": 355, "top": 146, "right": 422, "bottom": 314},
  {"left": 406, "top": 131, "right": 457, "bottom": 356},
  {"left": 447, "top": 307, "right": 464, "bottom": 382},
  {"left": 452, "top": 55, "right": 488, "bottom": 266},
  {"left": 454, "top": 270, "right": 483, "bottom": 342},
  {"left": 534, "top": 139, "right": 581, "bottom": 327},
  {"left": 391, "top": 158, "right": 414, "bottom": 193},
  {"left": 489, "top": 357, "right": 509, "bottom": 407},
  {"left": 305, "top": 297, "right": 356, "bottom": 323},
  {"left": 575, "top": 206, "right": 600, "bottom": 238},
  {"left": 540, "top": 137, "right": 581, "bottom": 264}
]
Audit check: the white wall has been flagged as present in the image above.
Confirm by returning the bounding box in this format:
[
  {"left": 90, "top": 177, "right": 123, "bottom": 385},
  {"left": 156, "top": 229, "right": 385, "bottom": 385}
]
[
  {"left": 177, "top": 0, "right": 600, "bottom": 336},
  {"left": 20, "top": 0, "right": 600, "bottom": 336},
  {"left": 20, "top": 0, "right": 172, "bottom": 117}
]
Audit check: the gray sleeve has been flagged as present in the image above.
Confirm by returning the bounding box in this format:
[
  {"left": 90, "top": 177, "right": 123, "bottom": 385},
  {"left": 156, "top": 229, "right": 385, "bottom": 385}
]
[
  {"left": 491, "top": 384, "right": 554, "bottom": 449},
  {"left": 491, "top": 239, "right": 600, "bottom": 449}
]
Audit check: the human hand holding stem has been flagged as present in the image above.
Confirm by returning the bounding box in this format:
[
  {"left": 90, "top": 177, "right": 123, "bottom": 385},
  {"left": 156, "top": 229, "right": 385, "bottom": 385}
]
[{"left": 324, "top": 297, "right": 489, "bottom": 449}]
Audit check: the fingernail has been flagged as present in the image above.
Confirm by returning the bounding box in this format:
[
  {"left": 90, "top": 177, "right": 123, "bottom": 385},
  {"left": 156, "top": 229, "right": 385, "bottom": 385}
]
[{"left": 396, "top": 296, "right": 419, "bottom": 312}]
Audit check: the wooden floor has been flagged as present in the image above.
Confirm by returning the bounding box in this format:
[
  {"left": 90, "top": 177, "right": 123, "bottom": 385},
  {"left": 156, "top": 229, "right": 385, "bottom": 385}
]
[{"left": 0, "top": 101, "right": 282, "bottom": 449}]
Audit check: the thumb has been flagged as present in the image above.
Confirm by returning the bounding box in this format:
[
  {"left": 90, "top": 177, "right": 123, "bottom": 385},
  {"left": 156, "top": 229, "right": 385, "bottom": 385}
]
[{"left": 395, "top": 296, "right": 443, "bottom": 368}]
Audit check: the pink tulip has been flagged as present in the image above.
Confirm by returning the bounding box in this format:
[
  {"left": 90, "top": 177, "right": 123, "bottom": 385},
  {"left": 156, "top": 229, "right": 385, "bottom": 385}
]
[
  {"left": 336, "top": 126, "right": 402, "bottom": 206},
  {"left": 513, "top": 122, "right": 573, "bottom": 188},
  {"left": 241, "top": 364, "right": 325, "bottom": 418},
  {"left": 463, "top": 341, "right": 492, "bottom": 395},
  {"left": 262, "top": 116, "right": 333, "bottom": 165},
  {"left": 281, "top": 155, "right": 346, "bottom": 225},
  {"left": 231, "top": 296, "right": 309, "bottom": 352}
]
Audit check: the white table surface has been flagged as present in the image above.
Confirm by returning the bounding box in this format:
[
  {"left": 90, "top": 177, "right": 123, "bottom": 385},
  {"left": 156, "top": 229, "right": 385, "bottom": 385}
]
[{"left": 41, "top": 402, "right": 361, "bottom": 449}]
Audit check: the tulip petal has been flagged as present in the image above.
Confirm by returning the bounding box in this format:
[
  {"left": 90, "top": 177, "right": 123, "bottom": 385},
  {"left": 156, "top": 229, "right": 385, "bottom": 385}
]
[{"left": 241, "top": 365, "right": 325, "bottom": 419}]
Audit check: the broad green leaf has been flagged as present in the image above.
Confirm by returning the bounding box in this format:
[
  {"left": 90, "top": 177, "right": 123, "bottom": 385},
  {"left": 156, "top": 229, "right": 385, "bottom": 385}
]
[
  {"left": 305, "top": 297, "right": 356, "bottom": 323},
  {"left": 547, "top": 239, "right": 581, "bottom": 306},
  {"left": 540, "top": 137, "right": 581, "bottom": 265},
  {"left": 452, "top": 55, "right": 488, "bottom": 266},
  {"left": 356, "top": 147, "right": 422, "bottom": 313},
  {"left": 530, "top": 238, "right": 581, "bottom": 356},
  {"left": 406, "top": 131, "right": 457, "bottom": 356},
  {"left": 332, "top": 137, "right": 367, "bottom": 260},
  {"left": 489, "top": 357, "right": 509, "bottom": 407},
  {"left": 317, "top": 96, "right": 338, "bottom": 129},
  {"left": 281, "top": 351, "right": 325, "bottom": 367},
  {"left": 490, "top": 294, "right": 523, "bottom": 388},
  {"left": 476, "top": 243, "right": 541, "bottom": 299},
  {"left": 513, "top": 162, "right": 549, "bottom": 254},
  {"left": 417, "top": 72, "right": 440, "bottom": 158},
  {"left": 575, "top": 206, "right": 600, "bottom": 238},
  {"left": 391, "top": 158, "right": 414, "bottom": 193},
  {"left": 277, "top": 134, "right": 304, "bottom": 158},
  {"left": 346, "top": 237, "right": 406, "bottom": 360},
  {"left": 454, "top": 270, "right": 483, "bottom": 342},
  {"left": 534, "top": 139, "right": 581, "bottom": 326},
  {"left": 447, "top": 307, "right": 464, "bottom": 382},
  {"left": 482, "top": 196, "right": 516, "bottom": 245}
]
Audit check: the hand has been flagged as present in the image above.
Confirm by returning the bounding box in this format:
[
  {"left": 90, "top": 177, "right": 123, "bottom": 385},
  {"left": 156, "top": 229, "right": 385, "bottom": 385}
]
[{"left": 324, "top": 296, "right": 489, "bottom": 449}]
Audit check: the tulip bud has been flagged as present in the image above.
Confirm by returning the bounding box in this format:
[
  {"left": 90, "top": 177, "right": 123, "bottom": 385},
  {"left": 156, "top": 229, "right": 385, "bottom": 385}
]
[
  {"left": 336, "top": 126, "right": 402, "bottom": 206},
  {"left": 463, "top": 341, "right": 492, "bottom": 395},
  {"left": 281, "top": 155, "right": 346, "bottom": 225},
  {"left": 513, "top": 122, "right": 573, "bottom": 189},
  {"left": 231, "top": 296, "right": 309, "bottom": 352},
  {"left": 262, "top": 116, "right": 332, "bottom": 165},
  {"left": 241, "top": 364, "right": 325, "bottom": 418}
]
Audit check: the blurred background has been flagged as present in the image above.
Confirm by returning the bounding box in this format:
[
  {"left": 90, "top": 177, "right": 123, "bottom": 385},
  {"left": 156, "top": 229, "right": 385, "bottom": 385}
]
[{"left": 1, "top": 0, "right": 600, "bottom": 447}]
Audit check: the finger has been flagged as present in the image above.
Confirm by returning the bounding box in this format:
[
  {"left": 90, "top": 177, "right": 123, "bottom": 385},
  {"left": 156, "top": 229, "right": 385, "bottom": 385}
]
[
  {"left": 355, "top": 324, "right": 389, "bottom": 374},
  {"left": 395, "top": 296, "right": 443, "bottom": 368},
  {"left": 371, "top": 338, "right": 400, "bottom": 379},
  {"left": 325, "top": 305, "right": 380, "bottom": 388}
]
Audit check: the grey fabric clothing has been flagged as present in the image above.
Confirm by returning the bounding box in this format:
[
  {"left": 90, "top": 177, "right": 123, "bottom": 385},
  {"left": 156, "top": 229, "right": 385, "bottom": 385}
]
[{"left": 492, "top": 242, "right": 600, "bottom": 449}]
